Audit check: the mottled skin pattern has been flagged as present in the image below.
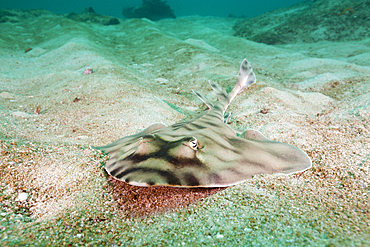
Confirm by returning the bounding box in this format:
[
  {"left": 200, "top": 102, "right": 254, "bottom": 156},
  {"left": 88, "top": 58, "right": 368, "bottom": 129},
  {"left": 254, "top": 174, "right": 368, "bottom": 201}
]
[{"left": 93, "top": 59, "right": 312, "bottom": 187}]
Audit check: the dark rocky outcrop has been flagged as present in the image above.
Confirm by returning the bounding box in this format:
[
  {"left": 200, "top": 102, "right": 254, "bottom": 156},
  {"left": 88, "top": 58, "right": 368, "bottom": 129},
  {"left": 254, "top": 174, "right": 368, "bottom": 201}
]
[
  {"left": 67, "top": 7, "right": 120, "bottom": 26},
  {"left": 0, "top": 9, "right": 54, "bottom": 23},
  {"left": 233, "top": 0, "right": 370, "bottom": 44},
  {"left": 122, "top": 0, "right": 176, "bottom": 21}
]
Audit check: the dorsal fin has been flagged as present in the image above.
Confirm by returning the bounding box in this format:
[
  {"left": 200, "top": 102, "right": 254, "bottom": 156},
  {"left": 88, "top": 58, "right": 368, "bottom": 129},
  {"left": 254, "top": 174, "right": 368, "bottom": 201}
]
[
  {"left": 209, "top": 82, "right": 227, "bottom": 100},
  {"left": 192, "top": 89, "right": 214, "bottom": 109},
  {"left": 193, "top": 59, "right": 255, "bottom": 122},
  {"left": 192, "top": 81, "right": 228, "bottom": 109},
  {"left": 192, "top": 89, "right": 232, "bottom": 123},
  {"left": 236, "top": 59, "right": 256, "bottom": 94},
  {"left": 220, "top": 59, "right": 256, "bottom": 114}
]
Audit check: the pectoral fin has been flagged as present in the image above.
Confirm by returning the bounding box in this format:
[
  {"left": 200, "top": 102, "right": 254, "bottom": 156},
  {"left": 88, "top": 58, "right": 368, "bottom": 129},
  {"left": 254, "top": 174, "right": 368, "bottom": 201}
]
[
  {"left": 237, "top": 129, "right": 312, "bottom": 175},
  {"left": 92, "top": 123, "right": 167, "bottom": 158}
]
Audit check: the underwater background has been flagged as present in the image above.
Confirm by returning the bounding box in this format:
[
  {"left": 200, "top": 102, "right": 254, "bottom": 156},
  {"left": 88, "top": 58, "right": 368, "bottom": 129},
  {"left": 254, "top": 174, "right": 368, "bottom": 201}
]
[
  {"left": 0, "top": 0, "right": 303, "bottom": 18},
  {"left": 0, "top": 0, "right": 369, "bottom": 246}
]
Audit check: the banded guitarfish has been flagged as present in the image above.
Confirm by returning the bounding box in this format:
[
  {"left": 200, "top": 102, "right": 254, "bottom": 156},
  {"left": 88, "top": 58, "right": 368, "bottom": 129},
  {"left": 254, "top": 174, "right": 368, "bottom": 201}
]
[{"left": 93, "top": 59, "right": 311, "bottom": 187}]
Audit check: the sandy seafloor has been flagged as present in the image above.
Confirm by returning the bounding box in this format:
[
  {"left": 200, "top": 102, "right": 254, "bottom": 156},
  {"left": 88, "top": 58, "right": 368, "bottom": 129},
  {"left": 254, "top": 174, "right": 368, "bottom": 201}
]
[{"left": 0, "top": 11, "right": 369, "bottom": 246}]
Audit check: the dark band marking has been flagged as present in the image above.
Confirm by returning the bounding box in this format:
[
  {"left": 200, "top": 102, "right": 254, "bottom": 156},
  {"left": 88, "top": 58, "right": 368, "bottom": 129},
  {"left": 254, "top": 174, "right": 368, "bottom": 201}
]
[
  {"left": 209, "top": 172, "right": 222, "bottom": 184},
  {"left": 167, "top": 156, "right": 207, "bottom": 169},
  {"left": 182, "top": 172, "right": 200, "bottom": 186},
  {"left": 188, "top": 122, "right": 208, "bottom": 130},
  {"left": 171, "top": 122, "right": 190, "bottom": 129},
  {"left": 147, "top": 180, "right": 155, "bottom": 186},
  {"left": 196, "top": 120, "right": 220, "bottom": 128},
  {"left": 114, "top": 167, "right": 182, "bottom": 185},
  {"left": 199, "top": 135, "right": 243, "bottom": 155},
  {"left": 183, "top": 124, "right": 198, "bottom": 132}
]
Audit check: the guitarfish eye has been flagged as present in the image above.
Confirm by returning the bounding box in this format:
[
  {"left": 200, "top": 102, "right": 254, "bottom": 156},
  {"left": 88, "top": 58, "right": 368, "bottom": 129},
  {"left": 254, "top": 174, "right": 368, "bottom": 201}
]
[{"left": 189, "top": 138, "right": 198, "bottom": 150}]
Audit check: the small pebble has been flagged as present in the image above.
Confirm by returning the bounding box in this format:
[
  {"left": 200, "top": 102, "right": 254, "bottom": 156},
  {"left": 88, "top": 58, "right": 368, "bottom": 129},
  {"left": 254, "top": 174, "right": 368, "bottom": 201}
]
[
  {"left": 155, "top": 78, "right": 169, "bottom": 84},
  {"left": 17, "top": 193, "right": 28, "bottom": 201},
  {"left": 83, "top": 68, "right": 93, "bottom": 75}
]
